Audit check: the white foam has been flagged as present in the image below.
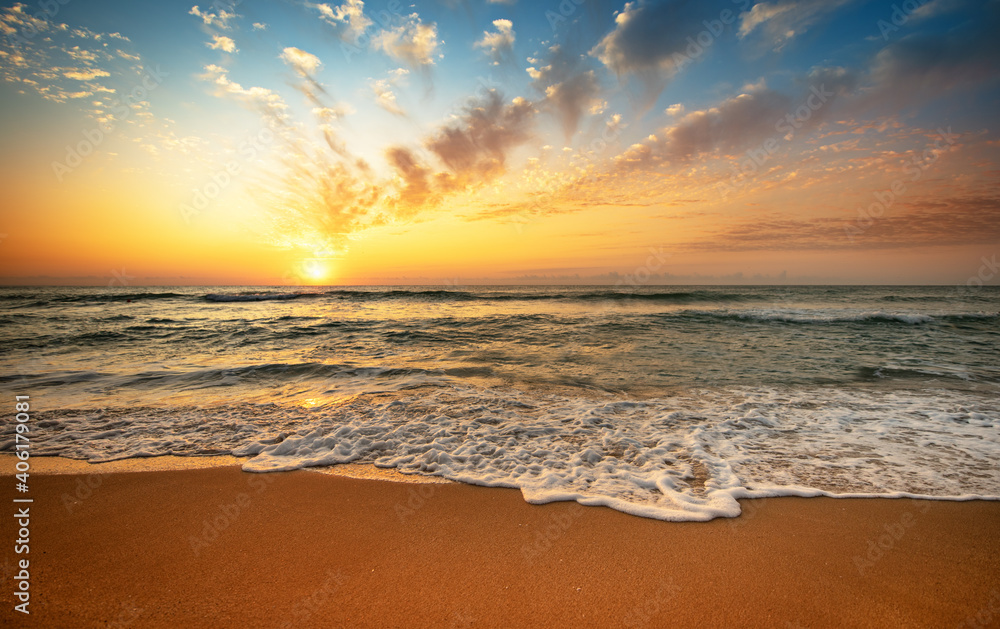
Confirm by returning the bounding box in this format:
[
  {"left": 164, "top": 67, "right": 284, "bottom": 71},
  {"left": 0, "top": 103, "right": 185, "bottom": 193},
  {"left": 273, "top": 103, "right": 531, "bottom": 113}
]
[
  {"left": 12, "top": 386, "right": 999, "bottom": 521},
  {"left": 237, "top": 386, "right": 1000, "bottom": 520}
]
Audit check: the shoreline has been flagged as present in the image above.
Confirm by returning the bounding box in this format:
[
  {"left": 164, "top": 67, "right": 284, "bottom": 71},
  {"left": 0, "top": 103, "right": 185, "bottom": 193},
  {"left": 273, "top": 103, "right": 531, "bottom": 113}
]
[{"left": 2, "top": 466, "right": 998, "bottom": 627}]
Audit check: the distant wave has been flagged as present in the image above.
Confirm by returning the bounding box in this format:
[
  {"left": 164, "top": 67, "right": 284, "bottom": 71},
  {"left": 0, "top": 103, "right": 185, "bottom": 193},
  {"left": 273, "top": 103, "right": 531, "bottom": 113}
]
[
  {"left": 204, "top": 292, "right": 308, "bottom": 302},
  {"left": 857, "top": 366, "right": 975, "bottom": 382},
  {"left": 668, "top": 310, "right": 999, "bottom": 325},
  {"left": 315, "top": 289, "right": 773, "bottom": 303}
]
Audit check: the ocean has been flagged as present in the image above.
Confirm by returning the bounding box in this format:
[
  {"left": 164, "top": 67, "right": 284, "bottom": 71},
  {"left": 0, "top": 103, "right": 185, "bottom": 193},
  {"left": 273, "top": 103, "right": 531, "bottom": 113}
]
[{"left": 2, "top": 285, "right": 998, "bottom": 520}]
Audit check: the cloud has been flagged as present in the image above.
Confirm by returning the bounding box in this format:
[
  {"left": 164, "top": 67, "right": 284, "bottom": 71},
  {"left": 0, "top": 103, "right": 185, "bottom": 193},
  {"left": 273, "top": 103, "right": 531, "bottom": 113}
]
[
  {"left": 280, "top": 47, "right": 322, "bottom": 76},
  {"left": 208, "top": 35, "right": 237, "bottom": 53},
  {"left": 590, "top": 0, "right": 733, "bottom": 104},
  {"left": 591, "top": 1, "right": 712, "bottom": 75},
  {"left": 475, "top": 19, "right": 516, "bottom": 66},
  {"left": 617, "top": 88, "right": 793, "bottom": 170},
  {"left": 425, "top": 90, "right": 536, "bottom": 180},
  {"left": 688, "top": 194, "right": 1000, "bottom": 252},
  {"left": 314, "top": 0, "right": 373, "bottom": 43},
  {"left": 371, "top": 79, "right": 406, "bottom": 116},
  {"left": 252, "top": 22, "right": 268, "bottom": 31},
  {"left": 63, "top": 68, "right": 111, "bottom": 81},
  {"left": 737, "top": 0, "right": 855, "bottom": 52},
  {"left": 380, "top": 90, "right": 537, "bottom": 215},
  {"left": 0, "top": 5, "right": 158, "bottom": 123},
  {"left": 200, "top": 64, "right": 290, "bottom": 123},
  {"left": 863, "top": 12, "right": 1000, "bottom": 110},
  {"left": 189, "top": 5, "right": 238, "bottom": 29},
  {"left": 385, "top": 146, "right": 438, "bottom": 213},
  {"left": 528, "top": 45, "right": 604, "bottom": 140},
  {"left": 614, "top": 67, "right": 859, "bottom": 172},
  {"left": 372, "top": 13, "right": 440, "bottom": 67}
]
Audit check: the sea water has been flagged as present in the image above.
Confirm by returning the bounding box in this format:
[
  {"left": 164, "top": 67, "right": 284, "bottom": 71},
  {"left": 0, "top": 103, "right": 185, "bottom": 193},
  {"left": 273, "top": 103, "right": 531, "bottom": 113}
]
[{"left": 2, "top": 285, "right": 997, "bottom": 520}]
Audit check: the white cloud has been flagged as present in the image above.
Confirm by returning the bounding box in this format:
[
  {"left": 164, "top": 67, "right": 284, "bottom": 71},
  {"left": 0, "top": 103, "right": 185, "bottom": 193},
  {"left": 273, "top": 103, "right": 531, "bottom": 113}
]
[
  {"left": 315, "top": 0, "right": 372, "bottom": 43},
  {"left": 475, "top": 19, "right": 515, "bottom": 66},
  {"left": 64, "top": 68, "right": 111, "bottom": 81},
  {"left": 189, "top": 5, "right": 238, "bottom": 29},
  {"left": 372, "top": 14, "right": 440, "bottom": 67},
  {"left": 200, "top": 64, "right": 289, "bottom": 122},
  {"left": 280, "top": 47, "right": 322, "bottom": 76},
  {"left": 208, "top": 35, "right": 237, "bottom": 53},
  {"left": 738, "top": 0, "right": 855, "bottom": 51},
  {"left": 372, "top": 79, "right": 405, "bottom": 116}
]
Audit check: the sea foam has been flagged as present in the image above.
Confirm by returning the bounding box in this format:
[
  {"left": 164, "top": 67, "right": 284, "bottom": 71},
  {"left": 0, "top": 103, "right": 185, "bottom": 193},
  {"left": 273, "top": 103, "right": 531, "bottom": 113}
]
[{"left": 15, "top": 385, "right": 998, "bottom": 521}]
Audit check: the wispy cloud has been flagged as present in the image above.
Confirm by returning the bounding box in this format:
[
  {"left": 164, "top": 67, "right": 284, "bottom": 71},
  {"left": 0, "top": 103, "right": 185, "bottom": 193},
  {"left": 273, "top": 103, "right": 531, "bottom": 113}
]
[
  {"left": 313, "top": 0, "right": 372, "bottom": 43},
  {"left": 737, "top": 0, "right": 855, "bottom": 52},
  {"left": 189, "top": 5, "right": 239, "bottom": 29}
]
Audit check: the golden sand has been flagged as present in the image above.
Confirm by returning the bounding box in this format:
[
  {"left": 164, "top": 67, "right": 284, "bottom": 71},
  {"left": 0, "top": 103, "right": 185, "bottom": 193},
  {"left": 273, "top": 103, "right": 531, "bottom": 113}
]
[{"left": 1, "top": 466, "right": 997, "bottom": 628}]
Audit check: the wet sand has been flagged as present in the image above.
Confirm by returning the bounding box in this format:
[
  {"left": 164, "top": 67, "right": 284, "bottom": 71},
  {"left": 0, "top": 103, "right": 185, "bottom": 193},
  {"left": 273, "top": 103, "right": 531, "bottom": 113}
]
[{"left": 1, "top": 465, "right": 998, "bottom": 628}]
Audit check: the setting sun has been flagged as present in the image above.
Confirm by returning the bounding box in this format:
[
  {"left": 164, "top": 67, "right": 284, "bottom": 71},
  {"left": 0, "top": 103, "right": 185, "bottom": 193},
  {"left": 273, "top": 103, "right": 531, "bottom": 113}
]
[{"left": 300, "top": 259, "right": 331, "bottom": 284}]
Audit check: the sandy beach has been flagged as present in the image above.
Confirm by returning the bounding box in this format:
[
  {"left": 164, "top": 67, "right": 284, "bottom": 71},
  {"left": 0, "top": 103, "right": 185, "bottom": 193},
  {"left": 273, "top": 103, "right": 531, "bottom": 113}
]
[{"left": 1, "top": 465, "right": 998, "bottom": 628}]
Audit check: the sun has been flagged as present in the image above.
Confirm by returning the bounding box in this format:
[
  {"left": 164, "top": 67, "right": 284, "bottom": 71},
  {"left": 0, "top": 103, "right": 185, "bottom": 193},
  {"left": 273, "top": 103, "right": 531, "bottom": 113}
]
[{"left": 300, "top": 259, "right": 331, "bottom": 284}]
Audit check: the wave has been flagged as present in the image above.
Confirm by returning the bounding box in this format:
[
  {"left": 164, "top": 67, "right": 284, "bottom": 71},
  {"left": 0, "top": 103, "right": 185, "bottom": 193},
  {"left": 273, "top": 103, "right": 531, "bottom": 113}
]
[
  {"left": 111, "top": 361, "right": 494, "bottom": 388},
  {"left": 857, "top": 366, "right": 975, "bottom": 382},
  {"left": 205, "top": 292, "right": 308, "bottom": 302},
  {"left": 670, "top": 309, "right": 998, "bottom": 325},
  {"left": 316, "top": 289, "right": 774, "bottom": 304}
]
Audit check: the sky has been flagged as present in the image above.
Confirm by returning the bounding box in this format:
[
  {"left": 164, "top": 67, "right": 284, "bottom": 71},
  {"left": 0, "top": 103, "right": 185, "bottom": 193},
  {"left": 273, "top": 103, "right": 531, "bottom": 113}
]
[{"left": 0, "top": 0, "right": 998, "bottom": 285}]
